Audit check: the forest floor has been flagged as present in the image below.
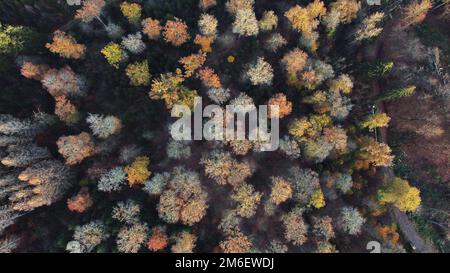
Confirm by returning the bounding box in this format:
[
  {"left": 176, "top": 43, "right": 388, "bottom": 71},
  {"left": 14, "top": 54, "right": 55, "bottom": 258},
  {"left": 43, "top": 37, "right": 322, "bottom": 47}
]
[{"left": 366, "top": 14, "right": 439, "bottom": 253}]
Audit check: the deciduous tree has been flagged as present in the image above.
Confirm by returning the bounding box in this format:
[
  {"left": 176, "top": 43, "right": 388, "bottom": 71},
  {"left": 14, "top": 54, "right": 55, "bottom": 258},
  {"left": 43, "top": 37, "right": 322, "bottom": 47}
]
[
  {"left": 163, "top": 18, "right": 190, "bottom": 46},
  {"left": 158, "top": 167, "right": 208, "bottom": 225},
  {"left": 338, "top": 206, "right": 365, "bottom": 235},
  {"left": 171, "top": 231, "right": 197, "bottom": 253},
  {"left": 246, "top": 57, "right": 273, "bottom": 85},
  {"left": 101, "top": 42, "right": 127, "bottom": 68},
  {"left": 120, "top": 2, "right": 142, "bottom": 24},
  {"left": 125, "top": 156, "right": 150, "bottom": 186},
  {"left": 57, "top": 132, "right": 95, "bottom": 165},
  {"left": 281, "top": 208, "right": 308, "bottom": 246},
  {"left": 86, "top": 113, "right": 122, "bottom": 139},
  {"left": 232, "top": 8, "right": 259, "bottom": 36},
  {"left": 231, "top": 183, "right": 262, "bottom": 218},
  {"left": 125, "top": 60, "right": 151, "bottom": 86},
  {"left": 142, "top": 18, "right": 161, "bottom": 40},
  {"left": 378, "top": 177, "right": 421, "bottom": 212},
  {"left": 46, "top": 31, "right": 86, "bottom": 59}
]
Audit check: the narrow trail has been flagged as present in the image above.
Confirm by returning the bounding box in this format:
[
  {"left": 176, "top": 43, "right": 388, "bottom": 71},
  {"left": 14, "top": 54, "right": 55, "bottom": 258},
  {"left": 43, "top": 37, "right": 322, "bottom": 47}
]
[{"left": 365, "top": 14, "right": 437, "bottom": 253}]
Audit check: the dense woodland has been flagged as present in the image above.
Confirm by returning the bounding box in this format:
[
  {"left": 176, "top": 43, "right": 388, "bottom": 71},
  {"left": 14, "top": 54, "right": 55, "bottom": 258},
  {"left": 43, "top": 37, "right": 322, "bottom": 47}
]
[{"left": 0, "top": 0, "right": 448, "bottom": 253}]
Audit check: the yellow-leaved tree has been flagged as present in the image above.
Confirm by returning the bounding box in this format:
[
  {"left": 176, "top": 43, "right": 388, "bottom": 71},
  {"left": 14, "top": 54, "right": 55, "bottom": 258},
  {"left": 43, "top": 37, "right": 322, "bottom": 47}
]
[{"left": 378, "top": 177, "right": 421, "bottom": 212}]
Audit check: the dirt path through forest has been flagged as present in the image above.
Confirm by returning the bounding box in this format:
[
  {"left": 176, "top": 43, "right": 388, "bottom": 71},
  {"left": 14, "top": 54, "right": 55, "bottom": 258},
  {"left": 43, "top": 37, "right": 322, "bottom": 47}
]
[{"left": 366, "top": 15, "right": 437, "bottom": 253}]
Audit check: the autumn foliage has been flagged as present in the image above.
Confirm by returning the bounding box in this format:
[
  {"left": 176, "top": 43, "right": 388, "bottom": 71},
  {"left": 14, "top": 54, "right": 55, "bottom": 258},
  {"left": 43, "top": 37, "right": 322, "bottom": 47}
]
[
  {"left": 163, "top": 18, "right": 190, "bottom": 46},
  {"left": 46, "top": 31, "right": 86, "bottom": 59}
]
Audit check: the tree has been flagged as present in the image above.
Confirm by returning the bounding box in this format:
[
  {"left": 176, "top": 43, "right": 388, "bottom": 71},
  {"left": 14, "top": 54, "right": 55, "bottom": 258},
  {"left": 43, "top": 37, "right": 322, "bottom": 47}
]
[
  {"left": 13, "top": 160, "right": 75, "bottom": 211},
  {"left": 225, "top": 0, "right": 254, "bottom": 15},
  {"left": 246, "top": 57, "right": 273, "bottom": 85},
  {"left": 376, "top": 85, "right": 416, "bottom": 102},
  {"left": 281, "top": 208, "right": 308, "bottom": 246},
  {"left": 323, "top": 126, "right": 348, "bottom": 153},
  {"left": 309, "top": 189, "right": 326, "bottom": 209},
  {"left": 287, "top": 167, "right": 321, "bottom": 205},
  {"left": 0, "top": 206, "right": 21, "bottom": 235},
  {"left": 377, "top": 225, "right": 400, "bottom": 246},
  {"left": 303, "top": 137, "right": 333, "bottom": 163},
  {"left": 121, "top": 32, "right": 146, "bottom": 54},
  {"left": 54, "top": 96, "right": 80, "bottom": 124},
  {"left": 0, "top": 235, "right": 21, "bottom": 253},
  {"left": 219, "top": 210, "right": 242, "bottom": 236},
  {"left": 147, "top": 227, "right": 168, "bottom": 252},
  {"left": 198, "top": 67, "right": 221, "bottom": 88},
  {"left": 312, "top": 216, "right": 335, "bottom": 241},
  {"left": 329, "top": 74, "right": 353, "bottom": 94},
  {"left": 366, "top": 61, "right": 394, "bottom": 79},
  {"left": 284, "top": 1, "right": 326, "bottom": 35},
  {"left": 112, "top": 200, "right": 141, "bottom": 224},
  {"left": 231, "top": 183, "right": 262, "bottom": 218},
  {"left": 194, "top": 35, "right": 214, "bottom": 53},
  {"left": 125, "top": 60, "right": 151, "bottom": 86},
  {"left": 334, "top": 172, "right": 353, "bottom": 194},
  {"left": 20, "top": 62, "right": 49, "bottom": 81},
  {"left": 199, "top": 0, "right": 217, "bottom": 10},
  {"left": 227, "top": 139, "right": 253, "bottom": 155},
  {"left": 101, "top": 42, "right": 127, "bottom": 69},
  {"left": 158, "top": 167, "right": 208, "bottom": 225},
  {"left": 266, "top": 240, "right": 288, "bottom": 253},
  {"left": 75, "top": 0, "right": 106, "bottom": 23},
  {"left": 149, "top": 72, "right": 198, "bottom": 109},
  {"left": 279, "top": 136, "right": 301, "bottom": 159},
  {"left": 1, "top": 143, "right": 50, "bottom": 167},
  {"left": 46, "top": 30, "right": 86, "bottom": 59},
  {"left": 207, "top": 87, "right": 231, "bottom": 104},
  {"left": 316, "top": 240, "right": 337, "bottom": 253},
  {"left": 105, "top": 23, "right": 124, "bottom": 39},
  {"left": 125, "top": 156, "right": 151, "bottom": 186},
  {"left": 70, "top": 221, "right": 108, "bottom": 253},
  {"left": 116, "top": 222, "right": 148, "bottom": 253},
  {"left": 0, "top": 23, "right": 36, "bottom": 56},
  {"left": 232, "top": 8, "right": 259, "bottom": 36},
  {"left": 41, "top": 66, "right": 85, "bottom": 98},
  {"left": 355, "top": 12, "right": 384, "bottom": 42},
  {"left": 171, "top": 231, "right": 197, "bottom": 253},
  {"left": 97, "top": 167, "right": 127, "bottom": 192},
  {"left": 163, "top": 18, "right": 190, "bottom": 46},
  {"left": 378, "top": 177, "right": 421, "bottom": 212},
  {"left": 338, "top": 207, "right": 365, "bottom": 235},
  {"left": 288, "top": 117, "right": 314, "bottom": 139},
  {"left": 0, "top": 112, "right": 55, "bottom": 137},
  {"left": 264, "top": 33, "right": 287, "bottom": 52},
  {"left": 322, "top": 9, "right": 341, "bottom": 34},
  {"left": 281, "top": 48, "right": 308, "bottom": 76},
  {"left": 86, "top": 113, "right": 122, "bottom": 139},
  {"left": 166, "top": 140, "right": 191, "bottom": 159},
  {"left": 267, "top": 93, "right": 292, "bottom": 118},
  {"left": 220, "top": 231, "right": 253, "bottom": 253},
  {"left": 402, "top": 0, "right": 432, "bottom": 28},
  {"left": 259, "top": 10, "right": 278, "bottom": 31},
  {"left": 143, "top": 172, "right": 170, "bottom": 195},
  {"left": 360, "top": 113, "right": 390, "bottom": 130},
  {"left": 142, "top": 18, "right": 161, "bottom": 40},
  {"left": 269, "top": 177, "right": 292, "bottom": 205},
  {"left": 67, "top": 187, "right": 93, "bottom": 213},
  {"left": 179, "top": 52, "right": 206, "bottom": 78},
  {"left": 57, "top": 132, "right": 96, "bottom": 165},
  {"left": 354, "top": 137, "right": 394, "bottom": 170},
  {"left": 201, "top": 150, "right": 253, "bottom": 187},
  {"left": 329, "top": 0, "right": 360, "bottom": 24},
  {"left": 198, "top": 14, "right": 218, "bottom": 37},
  {"left": 120, "top": 2, "right": 142, "bottom": 24}
]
